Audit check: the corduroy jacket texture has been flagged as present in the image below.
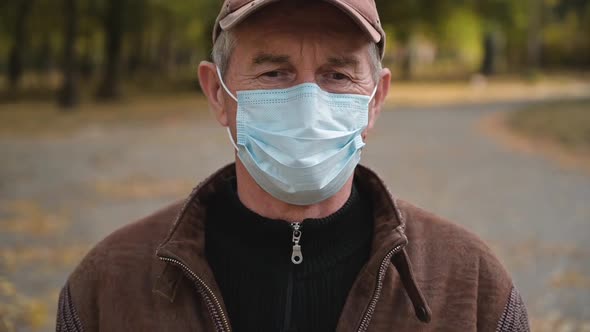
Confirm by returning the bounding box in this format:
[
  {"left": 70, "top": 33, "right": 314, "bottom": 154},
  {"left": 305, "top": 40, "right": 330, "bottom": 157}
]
[{"left": 56, "top": 164, "right": 529, "bottom": 332}]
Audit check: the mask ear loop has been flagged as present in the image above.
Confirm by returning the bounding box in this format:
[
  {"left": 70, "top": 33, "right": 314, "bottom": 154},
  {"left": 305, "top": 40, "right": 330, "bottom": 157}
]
[
  {"left": 369, "top": 83, "right": 379, "bottom": 102},
  {"left": 359, "top": 84, "right": 380, "bottom": 148},
  {"left": 227, "top": 127, "right": 239, "bottom": 151},
  {"left": 216, "top": 66, "right": 238, "bottom": 102},
  {"left": 216, "top": 66, "right": 240, "bottom": 151}
]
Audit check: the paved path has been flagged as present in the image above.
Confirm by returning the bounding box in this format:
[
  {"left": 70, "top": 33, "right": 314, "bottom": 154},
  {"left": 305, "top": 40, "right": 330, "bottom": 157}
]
[
  {"left": 365, "top": 103, "right": 590, "bottom": 330},
  {"left": 1, "top": 101, "right": 589, "bottom": 331}
]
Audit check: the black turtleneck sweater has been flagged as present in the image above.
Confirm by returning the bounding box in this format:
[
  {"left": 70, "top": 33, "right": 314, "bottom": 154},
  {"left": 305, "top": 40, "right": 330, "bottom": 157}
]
[{"left": 205, "top": 178, "right": 373, "bottom": 332}]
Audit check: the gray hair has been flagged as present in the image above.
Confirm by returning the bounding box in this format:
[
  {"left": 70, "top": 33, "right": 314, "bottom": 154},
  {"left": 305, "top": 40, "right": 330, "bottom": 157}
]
[
  {"left": 212, "top": 30, "right": 382, "bottom": 83},
  {"left": 212, "top": 30, "right": 236, "bottom": 79}
]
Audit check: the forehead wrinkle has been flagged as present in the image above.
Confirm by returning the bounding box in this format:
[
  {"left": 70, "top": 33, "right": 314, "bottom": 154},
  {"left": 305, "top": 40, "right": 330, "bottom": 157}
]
[
  {"left": 295, "top": 34, "right": 324, "bottom": 71},
  {"left": 327, "top": 55, "right": 360, "bottom": 68},
  {"left": 230, "top": 1, "right": 374, "bottom": 77},
  {"left": 252, "top": 53, "right": 291, "bottom": 65}
]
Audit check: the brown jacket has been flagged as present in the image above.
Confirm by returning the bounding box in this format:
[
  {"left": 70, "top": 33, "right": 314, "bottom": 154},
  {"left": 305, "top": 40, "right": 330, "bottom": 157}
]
[{"left": 56, "top": 164, "right": 529, "bottom": 332}]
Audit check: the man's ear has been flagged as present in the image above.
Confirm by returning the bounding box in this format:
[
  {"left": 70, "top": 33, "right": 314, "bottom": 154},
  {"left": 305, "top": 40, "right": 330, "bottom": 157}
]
[
  {"left": 198, "top": 61, "right": 229, "bottom": 127},
  {"left": 363, "top": 68, "right": 391, "bottom": 140}
]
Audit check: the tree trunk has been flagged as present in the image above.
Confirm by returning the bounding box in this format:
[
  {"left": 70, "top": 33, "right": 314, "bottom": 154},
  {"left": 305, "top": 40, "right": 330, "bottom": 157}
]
[
  {"left": 79, "top": 32, "right": 96, "bottom": 80},
  {"left": 395, "top": 30, "right": 414, "bottom": 81},
  {"left": 58, "top": 0, "right": 79, "bottom": 109},
  {"left": 527, "top": 0, "right": 543, "bottom": 70},
  {"left": 96, "top": 0, "right": 124, "bottom": 100},
  {"left": 126, "top": 3, "right": 147, "bottom": 77},
  {"left": 480, "top": 32, "right": 497, "bottom": 76},
  {"left": 400, "top": 44, "right": 414, "bottom": 81},
  {"left": 157, "top": 22, "right": 174, "bottom": 76},
  {"left": 127, "top": 31, "right": 144, "bottom": 76},
  {"left": 7, "top": 0, "right": 35, "bottom": 89}
]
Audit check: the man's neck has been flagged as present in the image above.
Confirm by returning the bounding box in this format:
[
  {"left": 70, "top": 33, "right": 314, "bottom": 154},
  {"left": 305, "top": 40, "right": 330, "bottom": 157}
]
[{"left": 235, "top": 159, "right": 354, "bottom": 223}]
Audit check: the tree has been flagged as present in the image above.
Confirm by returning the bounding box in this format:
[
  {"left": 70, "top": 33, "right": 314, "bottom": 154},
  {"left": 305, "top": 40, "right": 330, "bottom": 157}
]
[
  {"left": 7, "top": 0, "right": 35, "bottom": 89},
  {"left": 96, "top": 0, "right": 125, "bottom": 100},
  {"left": 377, "top": 0, "right": 461, "bottom": 80},
  {"left": 58, "top": 0, "right": 79, "bottom": 109},
  {"left": 480, "top": 32, "right": 497, "bottom": 75},
  {"left": 527, "top": 0, "right": 544, "bottom": 70}
]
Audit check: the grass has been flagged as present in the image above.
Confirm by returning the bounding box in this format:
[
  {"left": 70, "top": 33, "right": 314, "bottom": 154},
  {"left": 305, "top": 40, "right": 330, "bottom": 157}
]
[
  {"left": 508, "top": 99, "right": 590, "bottom": 153},
  {"left": 0, "top": 93, "right": 211, "bottom": 137},
  {"left": 484, "top": 98, "right": 590, "bottom": 174},
  {"left": 385, "top": 75, "right": 590, "bottom": 108}
]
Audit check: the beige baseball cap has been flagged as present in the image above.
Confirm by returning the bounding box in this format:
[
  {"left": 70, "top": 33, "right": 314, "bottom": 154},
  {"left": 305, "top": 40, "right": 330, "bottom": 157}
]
[{"left": 213, "top": 0, "right": 386, "bottom": 58}]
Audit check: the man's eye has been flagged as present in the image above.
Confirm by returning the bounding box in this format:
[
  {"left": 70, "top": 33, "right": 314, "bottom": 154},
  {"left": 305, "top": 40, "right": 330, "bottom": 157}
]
[
  {"left": 262, "top": 71, "right": 281, "bottom": 78},
  {"left": 329, "top": 73, "right": 349, "bottom": 81}
]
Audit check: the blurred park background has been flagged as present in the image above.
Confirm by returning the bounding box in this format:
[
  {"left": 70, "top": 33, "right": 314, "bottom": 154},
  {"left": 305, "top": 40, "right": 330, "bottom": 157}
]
[{"left": 1, "top": 0, "right": 589, "bottom": 331}]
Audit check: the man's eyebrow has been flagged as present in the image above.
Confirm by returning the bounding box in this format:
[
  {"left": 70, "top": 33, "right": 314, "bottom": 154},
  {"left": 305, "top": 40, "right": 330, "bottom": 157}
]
[
  {"left": 252, "top": 53, "right": 291, "bottom": 65},
  {"left": 326, "top": 55, "right": 360, "bottom": 67}
]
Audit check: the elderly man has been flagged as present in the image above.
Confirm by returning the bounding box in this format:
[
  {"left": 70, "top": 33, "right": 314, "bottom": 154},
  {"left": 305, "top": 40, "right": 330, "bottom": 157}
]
[{"left": 56, "top": 0, "right": 529, "bottom": 331}]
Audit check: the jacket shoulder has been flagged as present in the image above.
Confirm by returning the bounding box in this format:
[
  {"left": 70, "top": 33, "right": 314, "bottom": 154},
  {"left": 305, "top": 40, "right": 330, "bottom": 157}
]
[
  {"left": 397, "top": 199, "right": 506, "bottom": 271},
  {"left": 396, "top": 199, "right": 516, "bottom": 330},
  {"left": 61, "top": 199, "right": 185, "bottom": 330}
]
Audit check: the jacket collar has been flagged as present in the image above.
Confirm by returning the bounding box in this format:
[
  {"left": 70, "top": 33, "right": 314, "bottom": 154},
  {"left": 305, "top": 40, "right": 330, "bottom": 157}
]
[{"left": 155, "top": 163, "right": 431, "bottom": 324}]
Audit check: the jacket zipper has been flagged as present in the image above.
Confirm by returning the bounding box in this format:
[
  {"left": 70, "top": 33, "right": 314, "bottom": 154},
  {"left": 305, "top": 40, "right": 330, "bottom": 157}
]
[
  {"left": 283, "top": 222, "right": 302, "bottom": 331},
  {"left": 159, "top": 256, "right": 231, "bottom": 332},
  {"left": 282, "top": 266, "right": 295, "bottom": 332},
  {"left": 290, "top": 222, "right": 303, "bottom": 264},
  {"left": 356, "top": 244, "right": 405, "bottom": 332}
]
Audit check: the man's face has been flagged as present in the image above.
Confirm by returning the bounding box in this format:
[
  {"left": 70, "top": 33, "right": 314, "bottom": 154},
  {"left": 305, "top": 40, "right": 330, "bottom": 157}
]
[{"left": 211, "top": 1, "right": 389, "bottom": 139}]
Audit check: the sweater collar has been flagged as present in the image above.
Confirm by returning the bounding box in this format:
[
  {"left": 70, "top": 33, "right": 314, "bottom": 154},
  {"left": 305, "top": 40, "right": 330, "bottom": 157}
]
[
  {"left": 205, "top": 176, "right": 373, "bottom": 274},
  {"left": 156, "top": 163, "right": 431, "bottom": 325}
]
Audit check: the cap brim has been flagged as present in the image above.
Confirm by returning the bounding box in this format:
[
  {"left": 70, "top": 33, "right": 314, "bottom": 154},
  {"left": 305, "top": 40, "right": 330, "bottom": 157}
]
[
  {"left": 219, "top": 0, "right": 280, "bottom": 31},
  {"left": 219, "top": 0, "right": 382, "bottom": 44},
  {"left": 323, "top": 0, "right": 381, "bottom": 43}
]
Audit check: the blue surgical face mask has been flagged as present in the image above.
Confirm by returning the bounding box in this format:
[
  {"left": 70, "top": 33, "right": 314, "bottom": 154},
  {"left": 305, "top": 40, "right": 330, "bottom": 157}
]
[{"left": 217, "top": 67, "right": 377, "bottom": 205}]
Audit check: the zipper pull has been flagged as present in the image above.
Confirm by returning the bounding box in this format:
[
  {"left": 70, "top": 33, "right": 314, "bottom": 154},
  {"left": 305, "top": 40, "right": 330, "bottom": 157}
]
[{"left": 291, "top": 223, "right": 303, "bottom": 264}]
